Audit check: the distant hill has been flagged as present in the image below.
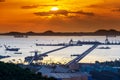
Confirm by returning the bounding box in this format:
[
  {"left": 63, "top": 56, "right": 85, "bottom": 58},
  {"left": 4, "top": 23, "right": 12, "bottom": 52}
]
[
  {"left": 0, "top": 29, "right": 120, "bottom": 36},
  {"left": 94, "top": 29, "right": 120, "bottom": 35}
]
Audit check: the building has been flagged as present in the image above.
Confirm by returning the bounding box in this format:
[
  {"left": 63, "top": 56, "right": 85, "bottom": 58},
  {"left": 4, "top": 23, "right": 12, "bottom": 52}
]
[{"left": 37, "top": 66, "right": 92, "bottom": 80}]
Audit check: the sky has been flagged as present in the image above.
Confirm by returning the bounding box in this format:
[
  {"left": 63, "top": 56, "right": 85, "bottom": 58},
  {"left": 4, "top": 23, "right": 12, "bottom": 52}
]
[{"left": 0, "top": 0, "right": 120, "bottom": 33}]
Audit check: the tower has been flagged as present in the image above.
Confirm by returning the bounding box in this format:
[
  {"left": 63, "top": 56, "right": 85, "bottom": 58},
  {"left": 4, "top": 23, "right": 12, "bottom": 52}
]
[{"left": 105, "top": 36, "right": 110, "bottom": 44}]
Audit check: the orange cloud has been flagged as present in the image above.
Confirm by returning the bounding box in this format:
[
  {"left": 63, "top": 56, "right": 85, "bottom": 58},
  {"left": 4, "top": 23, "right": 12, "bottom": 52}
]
[
  {"left": 0, "top": 0, "right": 120, "bottom": 32},
  {"left": 21, "top": 5, "right": 39, "bottom": 9},
  {"left": 21, "top": 4, "right": 58, "bottom": 9},
  {"left": 112, "top": 8, "right": 120, "bottom": 12},
  {"left": 0, "top": 0, "right": 5, "bottom": 2},
  {"left": 34, "top": 10, "right": 95, "bottom": 16}
]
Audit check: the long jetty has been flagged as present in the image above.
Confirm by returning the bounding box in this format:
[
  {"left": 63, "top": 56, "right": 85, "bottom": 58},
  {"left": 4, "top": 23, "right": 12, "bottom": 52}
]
[
  {"left": 66, "top": 44, "right": 99, "bottom": 66},
  {"left": 38, "top": 46, "right": 69, "bottom": 57},
  {"left": 28, "top": 39, "right": 120, "bottom": 64},
  {"left": 36, "top": 40, "right": 120, "bottom": 46},
  {"left": 28, "top": 46, "right": 69, "bottom": 64}
]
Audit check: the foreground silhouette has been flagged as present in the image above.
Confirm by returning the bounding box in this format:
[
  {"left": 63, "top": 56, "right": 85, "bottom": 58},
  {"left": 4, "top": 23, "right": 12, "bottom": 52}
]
[{"left": 0, "top": 62, "right": 56, "bottom": 80}]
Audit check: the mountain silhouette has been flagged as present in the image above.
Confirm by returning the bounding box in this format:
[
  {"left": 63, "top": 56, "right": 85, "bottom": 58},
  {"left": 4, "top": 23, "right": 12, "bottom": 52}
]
[{"left": 0, "top": 29, "right": 120, "bottom": 36}]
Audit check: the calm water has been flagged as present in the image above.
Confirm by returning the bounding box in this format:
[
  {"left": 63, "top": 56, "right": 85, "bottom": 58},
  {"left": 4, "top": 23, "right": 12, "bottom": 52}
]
[{"left": 0, "top": 36, "right": 120, "bottom": 64}]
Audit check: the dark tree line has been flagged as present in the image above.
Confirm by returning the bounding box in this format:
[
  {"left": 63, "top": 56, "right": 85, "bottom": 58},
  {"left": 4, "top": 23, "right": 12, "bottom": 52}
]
[
  {"left": 97, "top": 59, "right": 120, "bottom": 67},
  {"left": 0, "top": 62, "right": 56, "bottom": 80}
]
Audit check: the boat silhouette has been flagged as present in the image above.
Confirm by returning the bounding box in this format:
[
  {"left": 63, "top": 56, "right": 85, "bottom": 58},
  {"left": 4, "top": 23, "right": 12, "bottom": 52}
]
[
  {"left": 14, "top": 52, "right": 22, "bottom": 54},
  {"left": 97, "top": 46, "right": 111, "bottom": 49},
  {"left": 4, "top": 45, "right": 20, "bottom": 51},
  {"left": 14, "top": 35, "right": 28, "bottom": 38}
]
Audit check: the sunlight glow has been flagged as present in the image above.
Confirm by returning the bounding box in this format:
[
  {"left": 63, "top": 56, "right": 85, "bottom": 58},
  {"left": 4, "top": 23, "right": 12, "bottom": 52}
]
[{"left": 50, "top": 7, "right": 59, "bottom": 11}]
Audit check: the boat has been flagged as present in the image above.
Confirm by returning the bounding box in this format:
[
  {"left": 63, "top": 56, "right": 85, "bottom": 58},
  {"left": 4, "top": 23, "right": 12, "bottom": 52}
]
[
  {"left": 97, "top": 46, "right": 111, "bottom": 49},
  {"left": 14, "top": 52, "right": 22, "bottom": 54},
  {"left": 14, "top": 35, "right": 28, "bottom": 38},
  {"left": 6, "top": 48, "right": 20, "bottom": 51},
  {"left": 0, "top": 55, "right": 10, "bottom": 59},
  {"left": 71, "top": 54, "right": 81, "bottom": 57},
  {"left": 4, "top": 45, "right": 20, "bottom": 51}
]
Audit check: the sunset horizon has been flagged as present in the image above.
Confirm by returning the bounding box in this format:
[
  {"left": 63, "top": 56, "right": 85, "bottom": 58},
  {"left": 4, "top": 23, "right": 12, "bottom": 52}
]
[
  {"left": 1, "top": 0, "right": 120, "bottom": 80},
  {"left": 0, "top": 29, "right": 120, "bottom": 34},
  {"left": 0, "top": 0, "right": 120, "bottom": 32}
]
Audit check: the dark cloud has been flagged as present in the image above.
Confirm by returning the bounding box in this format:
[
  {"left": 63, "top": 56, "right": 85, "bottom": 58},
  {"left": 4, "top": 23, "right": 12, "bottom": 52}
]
[
  {"left": 87, "top": 1, "right": 120, "bottom": 9},
  {"left": 34, "top": 12, "right": 51, "bottom": 16},
  {"left": 72, "top": 11, "right": 95, "bottom": 16},
  {"left": 38, "top": 4, "right": 58, "bottom": 6},
  {"left": 21, "top": 5, "right": 39, "bottom": 9},
  {"left": 0, "top": 0, "right": 5, "bottom": 2},
  {"left": 21, "top": 5, "right": 58, "bottom": 9},
  {"left": 34, "top": 10, "right": 69, "bottom": 16},
  {"left": 87, "top": 4, "right": 109, "bottom": 9},
  {"left": 34, "top": 10, "right": 95, "bottom": 16},
  {"left": 87, "top": 4, "right": 102, "bottom": 8},
  {"left": 112, "top": 8, "right": 120, "bottom": 12}
]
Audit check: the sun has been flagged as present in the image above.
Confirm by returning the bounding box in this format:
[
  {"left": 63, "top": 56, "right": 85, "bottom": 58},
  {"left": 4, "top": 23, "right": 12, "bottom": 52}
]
[{"left": 50, "top": 7, "right": 59, "bottom": 11}]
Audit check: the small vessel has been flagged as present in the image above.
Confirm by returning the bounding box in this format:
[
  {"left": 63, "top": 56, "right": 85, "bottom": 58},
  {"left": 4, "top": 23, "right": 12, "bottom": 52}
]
[
  {"left": 14, "top": 52, "right": 22, "bottom": 54},
  {"left": 71, "top": 54, "right": 81, "bottom": 57},
  {"left": 0, "top": 55, "right": 10, "bottom": 59},
  {"left": 14, "top": 35, "right": 28, "bottom": 38},
  {"left": 4, "top": 45, "right": 20, "bottom": 51},
  {"left": 97, "top": 46, "right": 111, "bottom": 49}
]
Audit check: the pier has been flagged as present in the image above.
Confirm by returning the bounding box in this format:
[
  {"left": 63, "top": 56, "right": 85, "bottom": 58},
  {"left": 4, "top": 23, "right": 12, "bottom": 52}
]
[
  {"left": 66, "top": 44, "right": 99, "bottom": 66},
  {"left": 35, "top": 39, "right": 82, "bottom": 46},
  {"left": 39, "top": 46, "right": 69, "bottom": 57},
  {"left": 25, "top": 46, "right": 70, "bottom": 64},
  {"left": 35, "top": 39, "right": 120, "bottom": 46},
  {"left": 27, "top": 37, "right": 120, "bottom": 65}
]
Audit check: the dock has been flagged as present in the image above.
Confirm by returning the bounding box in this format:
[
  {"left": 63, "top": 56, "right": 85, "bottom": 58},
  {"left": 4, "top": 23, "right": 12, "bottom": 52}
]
[
  {"left": 39, "top": 46, "right": 69, "bottom": 57},
  {"left": 25, "top": 46, "right": 70, "bottom": 64},
  {"left": 66, "top": 44, "right": 99, "bottom": 66},
  {"left": 27, "top": 37, "right": 120, "bottom": 65},
  {"left": 35, "top": 38, "right": 120, "bottom": 46}
]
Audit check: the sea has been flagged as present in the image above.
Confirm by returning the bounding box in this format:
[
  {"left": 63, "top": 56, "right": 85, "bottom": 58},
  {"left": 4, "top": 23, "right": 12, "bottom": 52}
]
[{"left": 0, "top": 35, "right": 120, "bottom": 64}]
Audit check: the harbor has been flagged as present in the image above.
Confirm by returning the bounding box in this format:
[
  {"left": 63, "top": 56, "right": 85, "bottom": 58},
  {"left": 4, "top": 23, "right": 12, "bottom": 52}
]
[
  {"left": 1, "top": 0, "right": 120, "bottom": 79},
  {"left": 0, "top": 36, "right": 120, "bottom": 80},
  {"left": 0, "top": 35, "right": 120, "bottom": 63}
]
